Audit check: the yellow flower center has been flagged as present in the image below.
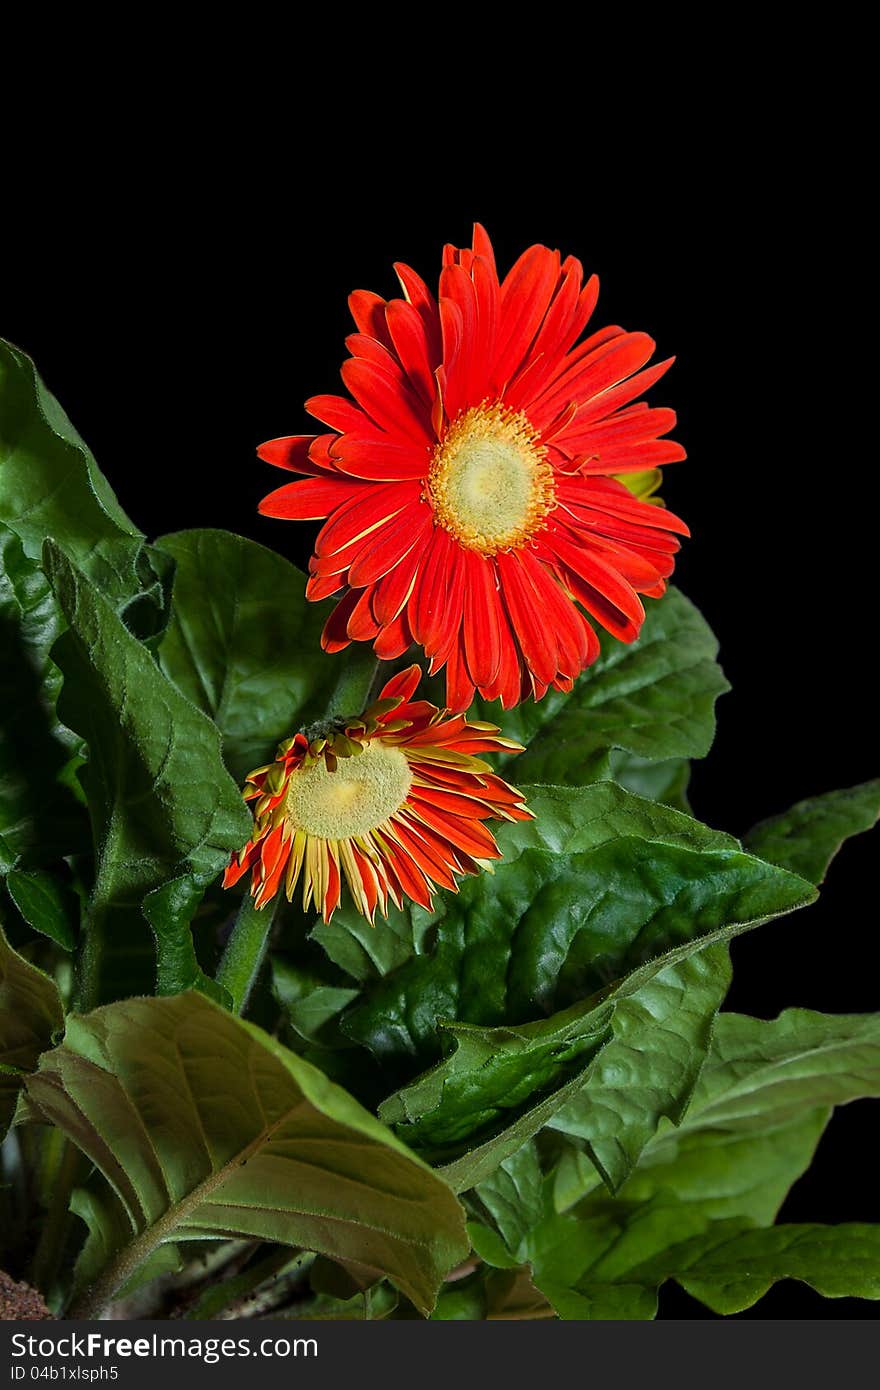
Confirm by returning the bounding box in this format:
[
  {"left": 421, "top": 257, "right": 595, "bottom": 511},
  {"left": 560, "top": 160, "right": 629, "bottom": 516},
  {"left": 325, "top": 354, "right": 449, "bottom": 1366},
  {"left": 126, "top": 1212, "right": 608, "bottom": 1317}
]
[
  {"left": 285, "top": 742, "right": 412, "bottom": 839},
  {"left": 427, "top": 402, "right": 556, "bottom": 554}
]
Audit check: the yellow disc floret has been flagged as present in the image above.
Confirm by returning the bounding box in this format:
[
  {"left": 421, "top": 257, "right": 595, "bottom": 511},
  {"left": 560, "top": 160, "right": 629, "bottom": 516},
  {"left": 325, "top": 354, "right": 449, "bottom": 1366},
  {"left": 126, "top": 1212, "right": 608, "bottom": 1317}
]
[
  {"left": 285, "top": 742, "right": 413, "bottom": 840},
  {"left": 427, "top": 401, "right": 556, "bottom": 554}
]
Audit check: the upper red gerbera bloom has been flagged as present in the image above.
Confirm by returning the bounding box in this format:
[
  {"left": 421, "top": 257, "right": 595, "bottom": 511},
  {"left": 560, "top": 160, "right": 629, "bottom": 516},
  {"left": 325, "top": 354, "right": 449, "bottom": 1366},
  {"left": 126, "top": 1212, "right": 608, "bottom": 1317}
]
[{"left": 259, "top": 226, "right": 689, "bottom": 712}]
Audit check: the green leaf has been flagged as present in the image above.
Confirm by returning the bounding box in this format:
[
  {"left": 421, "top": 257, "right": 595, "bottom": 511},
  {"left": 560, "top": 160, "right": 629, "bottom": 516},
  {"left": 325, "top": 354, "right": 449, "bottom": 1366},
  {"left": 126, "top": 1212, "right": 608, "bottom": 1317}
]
[
  {"left": 617, "top": 1008, "right": 880, "bottom": 1225},
  {"left": 43, "top": 542, "right": 252, "bottom": 1004},
  {"left": 544, "top": 944, "right": 732, "bottom": 1192},
  {"left": 155, "top": 529, "right": 342, "bottom": 782},
  {"left": 0, "top": 340, "right": 142, "bottom": 605},
  {"left": 640, "top": 1222, "right": 880, "bottom": 1313},
  {"left": 1, "top": 344, "right": 172, "bottom": 872},
  {"left": 499, "top": 1009, "right": 880, "bottom": 1317},
  {"left": 271, "top": 957, "right": 360, "bottom": 1048},
  {"left": 27, "top": 993, "right": 469, "bottom": 1317},
  {"left": 472, "top": 1142, "right": 545, "bottom": 1255},
  {"left": 539, "top": 1280, "right": 657, "bottom": 1320},
  {"left": 0, "top": 525, "right": 88, "bottom": 869},
  {"left": 472, "top": 588, "right": 729, "bottom": 787},
  {"left": 343, "top": 783, "right": 814, "bottom": 1073},
  {"left": 745, "top": 780, "right": 880, "bottom": 885},
  {"left": 70, "top": 1182, "right": 183, "bottom": 1301},
  {"left": 378, "top": 1006, "right": 612, "bottom": 1190},
  {"left": 0, "top": 923, "right": 64, "bottom": 1136},
  {"left": 6, "top": 868, "right": 79, "bottom": 950}
]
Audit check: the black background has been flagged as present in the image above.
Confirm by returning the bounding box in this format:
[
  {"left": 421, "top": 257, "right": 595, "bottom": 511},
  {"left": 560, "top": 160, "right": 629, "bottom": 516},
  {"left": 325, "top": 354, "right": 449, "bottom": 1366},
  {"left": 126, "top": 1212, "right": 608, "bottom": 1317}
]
[{"left": 4, "top": 116, "right": 877, "bottom": 1319}]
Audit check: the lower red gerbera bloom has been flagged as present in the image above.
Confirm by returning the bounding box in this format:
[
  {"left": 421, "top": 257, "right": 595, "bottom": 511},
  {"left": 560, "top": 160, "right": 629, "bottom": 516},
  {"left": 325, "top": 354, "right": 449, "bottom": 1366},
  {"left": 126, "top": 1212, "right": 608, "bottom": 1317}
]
[
  {"left": 258, "top": 226, "right": 689, "bottom": 711},
  {"left": 223, "top": 666, "right": 531, "bottom": 923}
]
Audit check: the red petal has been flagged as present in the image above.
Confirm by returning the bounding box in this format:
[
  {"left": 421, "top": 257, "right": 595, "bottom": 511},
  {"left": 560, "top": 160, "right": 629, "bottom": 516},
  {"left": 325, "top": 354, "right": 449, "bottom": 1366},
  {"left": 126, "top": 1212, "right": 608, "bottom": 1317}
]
[
  {"left": 531, "top": 332, "right": 657, "bottom": 428},
  {"left": 385, "top": 298, "right": 439, "bottom": 406},
  {"left": 372, "top": 609, "right": 413, "bottom": 660},
  {"left": 330, "top": 432, "right": 431, "bottom": 481},
  {"left": 462, "top": 551, "right": 502, "bottom": 688},
  {"left": 370, "top": 536, "right": 426, "bottom": 625},
  {"left": 378, "top": 663, "right": 422, "bottom": 705},
  {"left": 315, "top": 481, "right": 419, "bottom": 557},
  {"left": 321, "top": 592, "right": 360, "bottom": 652},
  {"left": 348, "top": 289, "right": 393, "bottom": 348},
  {"left": 495, "top": 550, "right": 559, "bottom": 687},
  {"left": 347, "top": 502, "right": 433, "bottom": 586},
  {"left": 471, "top": 223, "right": 498, "bottom": 278},
  {"left": 444, "top": 633, "right": 476, "bottom": 713},
  {"left": 341, "top": 358, "right": 433, "bottom": 445},
  {"left": 258, "top": 476, "right": 361, "bottom": 520},
  {"left": 306, "top": 394, "right": 371, "bottom": 434},
  {"left": 514, "top": 548, "right": 589, "bottom": 676},
  {"left": 544, "top": 527, "right": 645, "bottom": 625},
  {"left": 257, "top": 435, "right": 318, "bottom": 474},
  {"left": 492, "top": 244, "right": 561, "bottom": 389}
]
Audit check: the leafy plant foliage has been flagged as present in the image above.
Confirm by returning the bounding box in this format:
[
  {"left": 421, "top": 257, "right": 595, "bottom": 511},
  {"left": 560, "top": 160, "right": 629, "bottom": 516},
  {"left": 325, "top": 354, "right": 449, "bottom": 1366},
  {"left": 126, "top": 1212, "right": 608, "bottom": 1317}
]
[{"left": 1, "top": 336, "right": 877, "bottom": 1320}]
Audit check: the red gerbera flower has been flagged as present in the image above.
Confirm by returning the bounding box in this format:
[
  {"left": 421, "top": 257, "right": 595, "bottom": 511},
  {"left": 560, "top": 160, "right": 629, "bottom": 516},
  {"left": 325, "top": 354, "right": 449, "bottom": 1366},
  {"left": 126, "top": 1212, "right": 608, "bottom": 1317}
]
[
  {"left": 259, "top": 226, "right": 689, "bottom": 712},
  {"left": 223, "top": 665, "right": 530, "bottom": 923}
]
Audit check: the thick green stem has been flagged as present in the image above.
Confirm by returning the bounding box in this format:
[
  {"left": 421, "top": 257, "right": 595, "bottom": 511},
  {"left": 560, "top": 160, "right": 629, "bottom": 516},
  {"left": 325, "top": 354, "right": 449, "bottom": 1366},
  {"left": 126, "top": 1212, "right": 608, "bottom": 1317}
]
[
  {"left": 215, "top": 893, "right": 278, "bottom": 1014},
  {"left": 326, "top": 648, "right": 380, "bottom": 720}
]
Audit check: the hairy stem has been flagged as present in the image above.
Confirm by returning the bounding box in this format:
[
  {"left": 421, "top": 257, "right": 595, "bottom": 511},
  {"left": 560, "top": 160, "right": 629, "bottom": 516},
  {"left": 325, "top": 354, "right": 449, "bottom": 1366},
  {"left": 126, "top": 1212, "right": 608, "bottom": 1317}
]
[
  {"left": 325, "top": 648, "right": 380, "bottom": 720},
  {"left": 215, "top": 893, "right": 278, "bottom": 1015}
]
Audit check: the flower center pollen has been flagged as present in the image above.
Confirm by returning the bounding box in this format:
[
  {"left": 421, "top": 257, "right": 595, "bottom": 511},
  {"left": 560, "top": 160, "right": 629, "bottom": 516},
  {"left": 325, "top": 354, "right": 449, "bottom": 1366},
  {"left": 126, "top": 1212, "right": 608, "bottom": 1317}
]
[
  {"left": 427, "top": 402, "right": 555, "bottom": 554},
  {"left": 285, "top": 742, "right": 412, "bottom": 839}
]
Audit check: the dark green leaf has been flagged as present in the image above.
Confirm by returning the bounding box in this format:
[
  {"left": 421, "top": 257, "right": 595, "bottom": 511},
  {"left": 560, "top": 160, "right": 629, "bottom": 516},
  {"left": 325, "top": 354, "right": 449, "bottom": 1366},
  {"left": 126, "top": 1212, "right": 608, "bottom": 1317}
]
[
  {"left": 379, "top": 1008, "right": 611, "bottom": 1189},
  {"left": 0, "top": 923, "right": 64, "bottom": 1136},
  {"left": 43, "top": 542, "right": 252, "bottom": 1003},
  {"left": 27, "top": 993, "right": 469, "bottom": 1317},
  {"left": 0, "top": 526, "right": 88, "bottom": 868},
  {"left": 0, "top": 340, "right": 142, "bottom": 604},
  {"left": 6, "top": 868, "right": 79, "bottom": 950},
  {"left": 343, "top": 784, "right": 814, "bottom": 1073},
  {"left": 745, "top": 780, "right": 880, "bottom": 885},
  {"left": 271, "top": 957, "right": 360, "bottom": 1048},
  {"left": 155, "top": 529, "right": 344, "bottom": 782},
  {"left": 639, "top": 1221, "right": 880, "bottom": 1313},
  {"left": 493, "top": 1010, "right": 880, "bottom": 1317},
  {"left": 544, "top": 944, "right": 731, "bottom": 1191},
  {"left": 615, "top": 1008, "right": 880, "bottom": 1225}
]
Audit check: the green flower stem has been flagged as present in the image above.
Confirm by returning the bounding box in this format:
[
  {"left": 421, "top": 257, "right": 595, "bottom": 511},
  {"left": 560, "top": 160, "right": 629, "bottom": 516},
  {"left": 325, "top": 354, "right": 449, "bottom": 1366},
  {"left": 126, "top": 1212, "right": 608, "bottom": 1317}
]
[
  {"left": 325, "top": 648, "right": 380, "bottom": 720},
  {"left": 215, "top": 892, "right": 278, "bottom": 1015},
  {"left": 214, "top": 651, "right": 380, "bottom": 1015}
]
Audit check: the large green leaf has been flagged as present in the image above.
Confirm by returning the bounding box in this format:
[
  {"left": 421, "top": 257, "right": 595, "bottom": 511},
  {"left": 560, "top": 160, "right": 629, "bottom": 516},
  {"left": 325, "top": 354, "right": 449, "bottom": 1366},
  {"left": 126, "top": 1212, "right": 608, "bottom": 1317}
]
[
  {"left": 480, "top": 1010, "right": 880, "bottom": 1317},
  {"left": 0, "top": 339, "right": 141, "bottom": 605},
  {"left": 1, "top": 342, "right": 172, "bottom": 874},
  {"left": 155, "top": 529, "right": 343, "bottom": 782},
  {"left": 43, "top": 543, "right": 252, "bottom": 1003},
  {"left": 745, "top": 780, "right": 880, "bottom": 885},
  {"left": 614, "top": 1008, "right": 880, "bottom": 1225},
  {"left": 0, "top": 526, "right": 88, "bottom": 871},
  {"left": 0, "top": 923, "right": 64, "bottom": 1136},
  {"left": 381, "top": 1005, "right": 613, "bottom": 1191},
  {"left": 382, "top": 948, "right": 730, "bottom": 1193},
  {"left": 26, "top": 993, "right": 469, "bottom": 1317},
  {"left": 342, "top": 784, "right": 813, "bottom": 1073},
  {"left": 472, "top": 587, "right": 729, "bottom": 788},
  {"left": 542, "top": 944, "right": 731, "bottom": 1191},
  {"left": 637, "top": 1221, "right": 880, "bottom": 1313}
]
